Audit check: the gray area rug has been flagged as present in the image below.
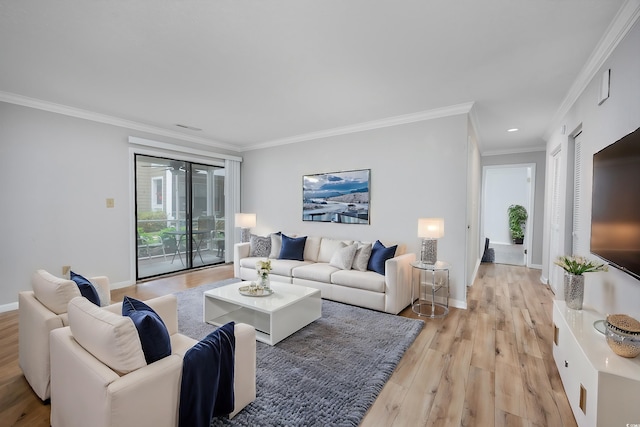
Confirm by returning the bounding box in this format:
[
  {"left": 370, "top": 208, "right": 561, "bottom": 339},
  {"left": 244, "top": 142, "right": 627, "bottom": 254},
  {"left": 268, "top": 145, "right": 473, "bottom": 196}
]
[{"left": 174, "top": 279, "right": 424, "bottom": 426}]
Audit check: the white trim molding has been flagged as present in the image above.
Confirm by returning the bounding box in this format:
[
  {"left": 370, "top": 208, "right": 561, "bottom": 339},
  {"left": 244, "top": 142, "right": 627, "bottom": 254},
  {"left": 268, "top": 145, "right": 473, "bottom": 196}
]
[
  {"left": 0, "top": 90, "right": 241, "bottom": 152},
  {"left": 243, "top": 102, "right": 475, "bottom": 151},
  {"left": 481, "top": 146, "right": 546, "bottom": 157},
  {"left": 128, "top": 136, "right": 242, "bottom": 162},
  {"left": 544, "top": 0, "right": 640, "bottom": 141},
  {"left": 0, "top": 302, "right": 18, "bottom": 313}
]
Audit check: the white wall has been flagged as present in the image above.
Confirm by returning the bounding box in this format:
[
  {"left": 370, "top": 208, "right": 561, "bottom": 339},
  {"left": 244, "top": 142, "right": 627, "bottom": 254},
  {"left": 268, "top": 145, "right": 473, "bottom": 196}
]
[
  {"left": 483, "top": 166, "right": 530, "bottom": 245},
  {"left": 466, "top": 120, "right": 481, "bottom": 288},
  {"left": 543, "top": 18, "right": 640, "bottom": 318},
  {"left": 240, "top": 114, "right": 476, "bottom": 307},
  {"left": 0, "top": 102, "right": 237, "bottom": 309},
  {"left": 483, "top": 151, "right": 546, "bottom": 266}
]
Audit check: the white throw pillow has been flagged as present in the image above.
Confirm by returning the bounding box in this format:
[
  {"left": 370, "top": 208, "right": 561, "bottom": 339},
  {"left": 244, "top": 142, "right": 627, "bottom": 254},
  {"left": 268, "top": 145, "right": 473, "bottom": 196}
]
[
  {"left": 269, "top": 233, "right": 282, "bottom": 259},
  {"left": 318, "top": 239, "right": 347, "bottom": 263},
  {"left": 352, "top": 242, "right": 373, "bottom": 272},
  {"left": 68, "top": 296, "right": 146, "bottom": 375},
  {"left": 31, "top": 269, "right": 81, "bottom": 315},
  {"left": 329, "top": 243, "right": 358, "bottom": 270}
]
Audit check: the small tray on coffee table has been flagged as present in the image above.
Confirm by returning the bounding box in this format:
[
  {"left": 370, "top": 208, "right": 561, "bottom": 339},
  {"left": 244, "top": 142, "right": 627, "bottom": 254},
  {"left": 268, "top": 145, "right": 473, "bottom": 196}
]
[{"left": 238, "top": 284, "right": 274, "bottom": 297}]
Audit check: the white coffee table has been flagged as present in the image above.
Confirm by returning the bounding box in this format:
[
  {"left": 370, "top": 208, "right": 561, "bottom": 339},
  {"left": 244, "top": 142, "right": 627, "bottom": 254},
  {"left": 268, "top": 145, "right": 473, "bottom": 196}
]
[{"left": 203, "top": 281, "right": 322, "bottom": 345}]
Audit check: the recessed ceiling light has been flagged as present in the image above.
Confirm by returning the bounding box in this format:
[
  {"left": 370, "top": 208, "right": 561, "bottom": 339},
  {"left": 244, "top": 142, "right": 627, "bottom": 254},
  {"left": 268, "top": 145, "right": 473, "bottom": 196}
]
[
  {"left": 507, "top": 128, "right": 519, "bottom": 132},
  {"left": 176, "top": 124, "right": 202, "bottom": 131}
]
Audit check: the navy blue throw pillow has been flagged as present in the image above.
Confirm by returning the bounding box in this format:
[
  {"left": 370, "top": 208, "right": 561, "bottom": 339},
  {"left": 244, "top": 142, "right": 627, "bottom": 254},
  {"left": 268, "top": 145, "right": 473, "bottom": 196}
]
[
  {"left": 70, "top": 271, "right": 100, "bottom": 306},
  {"left": 122, "top": 296, "right": 171, "bottom": 364},
  {"left": 278, "top": 234, "right": 307, "bottom": 261},
  {"left": 367, "top": 240, "right": 397, "bottom": 275}
]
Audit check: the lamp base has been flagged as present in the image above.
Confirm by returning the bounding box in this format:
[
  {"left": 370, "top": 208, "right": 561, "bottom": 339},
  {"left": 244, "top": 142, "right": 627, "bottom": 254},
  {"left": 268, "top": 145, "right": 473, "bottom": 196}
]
[
  {"left": 421, "top": 239, "right": 437, "bottom": 264},
  {"left": 240, "top": 228, "right": 251, "bottom": 243}
]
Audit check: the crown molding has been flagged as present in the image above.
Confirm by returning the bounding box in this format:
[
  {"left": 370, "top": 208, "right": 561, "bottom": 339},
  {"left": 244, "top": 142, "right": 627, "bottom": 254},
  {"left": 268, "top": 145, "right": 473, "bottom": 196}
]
[
  {"left": 467, "top": 104, "right": 483, "bottom": 153},
  {"left": 242, "top": 101, "right": 475, "bottom": 152},
  {"left": 0, "top": 91, "right": 241, "bottom": 152},
  {"left": 544, "top": 0, "right": 640, "bottom": 141},
  {"left": 481, "top": 146, "right": 546, "bottom": 157},
  {"left": 128, "top": 136, "right": 242, "bottom": 162}
]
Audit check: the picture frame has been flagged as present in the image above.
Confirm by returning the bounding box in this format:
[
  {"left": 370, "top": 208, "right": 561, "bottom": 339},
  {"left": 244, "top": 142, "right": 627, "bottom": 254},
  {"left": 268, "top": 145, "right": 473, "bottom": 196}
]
[{"left": 302, "top": 169, "right": 370, "bottom": 224}]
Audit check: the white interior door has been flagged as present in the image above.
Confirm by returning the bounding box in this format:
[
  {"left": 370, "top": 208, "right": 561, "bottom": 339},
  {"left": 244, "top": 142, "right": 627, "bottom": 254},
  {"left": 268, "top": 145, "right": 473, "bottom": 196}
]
[
  {"left": 549, "top": 149, "right": 563, "bottom": 294},
  {"left": 481, "top": 164, "right": 533, "bottom": 267}
]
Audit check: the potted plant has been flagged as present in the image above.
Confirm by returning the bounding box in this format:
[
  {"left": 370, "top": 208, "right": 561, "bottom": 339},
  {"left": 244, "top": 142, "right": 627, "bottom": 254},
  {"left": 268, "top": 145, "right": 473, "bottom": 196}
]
[
  {"left": 555, "top": 255, "right": 608, "bottom": 310},
  {"left": 507, "top": 204, "right": 528, "bottom": 244}
]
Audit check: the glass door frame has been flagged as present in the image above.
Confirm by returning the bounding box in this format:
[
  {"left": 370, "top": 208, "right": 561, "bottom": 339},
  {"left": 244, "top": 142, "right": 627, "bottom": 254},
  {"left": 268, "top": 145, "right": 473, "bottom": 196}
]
[{"left": 133, "top": 150, "right": 225, "bottom": 280}]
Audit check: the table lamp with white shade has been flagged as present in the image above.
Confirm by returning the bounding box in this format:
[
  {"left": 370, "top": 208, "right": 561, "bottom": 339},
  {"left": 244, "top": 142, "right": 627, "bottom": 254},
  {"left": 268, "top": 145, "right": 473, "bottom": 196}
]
[
  {"left": 235, "top": 213, "right": 256, "bottom": 243},
  {"left": 418, "top": 218, "right": 444, "bottom": 264}
]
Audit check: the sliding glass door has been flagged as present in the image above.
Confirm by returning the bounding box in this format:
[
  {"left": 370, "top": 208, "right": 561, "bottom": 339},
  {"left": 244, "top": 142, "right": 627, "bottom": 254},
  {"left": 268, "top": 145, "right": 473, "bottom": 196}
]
[{"left": 135, "top": 154, "right": 225, "bottom": 279}]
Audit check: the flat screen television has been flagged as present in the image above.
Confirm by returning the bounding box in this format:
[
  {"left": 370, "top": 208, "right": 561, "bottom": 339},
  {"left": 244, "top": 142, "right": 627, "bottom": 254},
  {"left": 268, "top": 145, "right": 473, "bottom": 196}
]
[{"left": 590, "top": 127, "right": 640, "bottom": 280}]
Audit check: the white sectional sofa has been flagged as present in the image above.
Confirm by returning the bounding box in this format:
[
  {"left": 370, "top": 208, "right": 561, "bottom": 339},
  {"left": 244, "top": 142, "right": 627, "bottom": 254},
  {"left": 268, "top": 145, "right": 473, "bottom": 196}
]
[{"left": 234, "top": 235, "right": 415, "bottom": 314}]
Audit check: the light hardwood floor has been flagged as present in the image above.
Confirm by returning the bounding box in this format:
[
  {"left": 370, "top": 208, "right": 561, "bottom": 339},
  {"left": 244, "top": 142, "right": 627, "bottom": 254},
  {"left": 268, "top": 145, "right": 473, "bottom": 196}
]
[{"left": 0, "top": 263, "right": 575, "bottom": 427}]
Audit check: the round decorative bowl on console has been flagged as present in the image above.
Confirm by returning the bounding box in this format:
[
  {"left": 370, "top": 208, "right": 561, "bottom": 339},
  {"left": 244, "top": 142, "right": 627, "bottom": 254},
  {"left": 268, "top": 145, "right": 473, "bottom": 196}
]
[{"left": 605, "top": 314, "right": 640, "bottom": 358}]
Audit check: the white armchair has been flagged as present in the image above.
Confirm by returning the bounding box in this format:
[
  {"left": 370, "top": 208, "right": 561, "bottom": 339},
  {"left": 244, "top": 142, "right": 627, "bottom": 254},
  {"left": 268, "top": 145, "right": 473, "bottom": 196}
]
[
  {"left": 18, "top": 269, "right": 111, "bottom": 400},
  {"left": 50, "top": 294, "right": 256, "bottom": 427}
]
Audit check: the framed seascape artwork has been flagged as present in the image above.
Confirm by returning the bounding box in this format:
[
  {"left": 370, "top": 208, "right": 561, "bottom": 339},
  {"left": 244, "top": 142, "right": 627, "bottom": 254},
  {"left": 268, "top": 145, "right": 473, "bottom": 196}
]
[{"left": 302, "top": 169, "right": 370, "bottom": 224}]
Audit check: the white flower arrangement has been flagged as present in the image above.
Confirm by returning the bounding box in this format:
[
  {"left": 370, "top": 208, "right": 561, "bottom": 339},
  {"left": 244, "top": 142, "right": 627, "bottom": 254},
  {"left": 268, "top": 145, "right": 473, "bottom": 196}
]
[
  {"left": 555, "top": 255, "right": 608, "bottom": 275},
  {"left": 256, "top": 259, "right": 272, "bottom": 281}
]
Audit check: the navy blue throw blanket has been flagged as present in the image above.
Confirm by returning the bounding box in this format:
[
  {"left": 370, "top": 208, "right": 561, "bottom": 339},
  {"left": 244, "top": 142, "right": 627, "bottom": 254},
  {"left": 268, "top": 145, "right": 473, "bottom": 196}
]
[{"left": 179, "top": 322, "right": 235, "bottom": 427}]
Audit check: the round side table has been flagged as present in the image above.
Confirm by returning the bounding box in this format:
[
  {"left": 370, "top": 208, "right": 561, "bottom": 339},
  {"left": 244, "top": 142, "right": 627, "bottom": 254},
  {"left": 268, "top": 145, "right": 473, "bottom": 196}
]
[{"left": 411, "top": 260, "right": 450, "bottom": 318}]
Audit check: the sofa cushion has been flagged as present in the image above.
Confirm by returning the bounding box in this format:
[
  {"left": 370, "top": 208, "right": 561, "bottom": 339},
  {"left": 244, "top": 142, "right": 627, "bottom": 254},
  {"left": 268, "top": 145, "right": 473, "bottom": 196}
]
[
  {"left": 249, "top": 234, "right": 271, "bottom": 257},
  {"left": 70, "top": 271, "right": 101, "bottom": 306},
  {"left": 68, "top": 296, "right": 146, "bottom": 374},
  {"left": 270, "top": 259, "right": 312, "bottom": 276},
  {"left": 329, "top": 243, "right": 358, "bottom": 270},
  {"left": 122, "top": 296, "right": 172, "bottom": 365},
  {"left": 303, "top": 236, "right": 321, "bottom": 262},
  {"left": 318, "top": 238, "right": 353, "bottom": 263},
  {"left": 279, "top": 234, "right": 307, "bottom": 261},
  {"left": 293, "top": 263, "right": 340, "bottom": 283},
  {"left": 239, "top": 256, "right": 264, "bottom": 269},
  {"left": 352, "top": 242, "right": 372, "bottom": 272},
  {"left": 31, "top": 269, "right": 81, "bottom": 315},
  {"left": 331, "top": 269, "right": 386, "bottom": 293},
  {"left": 268, "top": 232, "right": 282, "bottom": 259}
]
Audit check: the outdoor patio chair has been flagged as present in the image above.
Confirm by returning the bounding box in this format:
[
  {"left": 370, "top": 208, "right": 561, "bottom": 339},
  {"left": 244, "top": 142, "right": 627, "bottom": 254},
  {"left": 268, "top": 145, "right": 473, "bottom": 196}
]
[{"left": 162, "top": 233, "right": 183, "bottom": 265}]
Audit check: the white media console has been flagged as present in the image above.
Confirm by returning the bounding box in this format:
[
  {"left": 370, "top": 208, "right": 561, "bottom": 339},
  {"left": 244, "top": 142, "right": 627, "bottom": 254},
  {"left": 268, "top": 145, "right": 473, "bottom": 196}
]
[{"left": 552, "top": 300, "right": 640, "bottom": 426}]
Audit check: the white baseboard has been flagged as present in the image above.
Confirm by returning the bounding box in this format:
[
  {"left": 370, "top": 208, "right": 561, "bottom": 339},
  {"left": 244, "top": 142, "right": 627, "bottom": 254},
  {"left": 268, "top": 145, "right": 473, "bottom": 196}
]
[
  {"left": 0, "top": 302, "right": 18, "bottom": 313},
  {"left": 540, "top": 274, "right": 549, "bottom": 285},
  {"left": 110, "top": 280, "right": 136, "bottom": 290},
  {"left": 469, "top": 258, "right": 481, "bottom": 287},
  {"left": 449, "top": 298, "right": 467, "bottom": 310},
  {"left": 529, "top": 263, "right": 542, "bottom": 270}
]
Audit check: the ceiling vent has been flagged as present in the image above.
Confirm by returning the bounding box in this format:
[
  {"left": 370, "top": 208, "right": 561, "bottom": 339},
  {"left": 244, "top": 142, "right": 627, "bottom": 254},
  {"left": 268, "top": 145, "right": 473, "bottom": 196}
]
[{"left": 175, "top": 124, "right": 202, "bottom": 131}]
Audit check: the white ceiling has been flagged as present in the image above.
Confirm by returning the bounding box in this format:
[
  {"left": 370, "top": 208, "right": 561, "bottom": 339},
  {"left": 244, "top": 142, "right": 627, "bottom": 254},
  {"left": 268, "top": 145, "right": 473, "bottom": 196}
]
[{"left": 0, "top": 0, "right": 630, "bottom": 153}]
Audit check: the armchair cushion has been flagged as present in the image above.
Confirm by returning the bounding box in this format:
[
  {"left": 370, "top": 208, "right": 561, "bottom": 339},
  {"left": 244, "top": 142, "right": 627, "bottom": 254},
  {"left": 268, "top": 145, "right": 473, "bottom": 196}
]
[
  {"left": 122, "top": 296, "right": 172, "bottom": 364},
  {"left": 70, "top": 271, "right": 101, "bottom": 306},
  {"left": 31, "top": 269, "right": 81, "bottom": 315},
  {"left": 68, "top": 296, "right": 146, "bottom": 374}
]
